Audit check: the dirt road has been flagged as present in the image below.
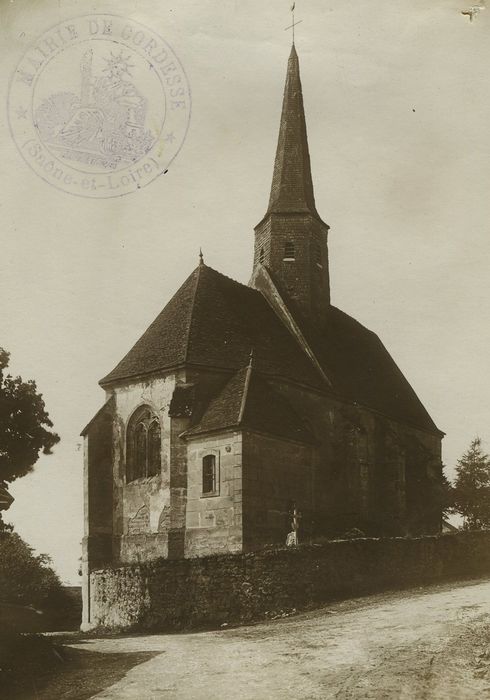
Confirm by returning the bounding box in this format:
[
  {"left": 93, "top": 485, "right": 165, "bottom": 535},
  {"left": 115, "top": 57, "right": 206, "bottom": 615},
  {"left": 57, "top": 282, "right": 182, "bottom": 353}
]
[{"left": 70, "top": 578, "right": 490, "bottom": 699}]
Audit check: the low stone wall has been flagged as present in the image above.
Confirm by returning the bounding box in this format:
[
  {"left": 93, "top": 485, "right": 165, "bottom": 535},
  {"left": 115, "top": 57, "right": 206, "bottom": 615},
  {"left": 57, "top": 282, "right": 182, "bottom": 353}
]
[{"left": 86, "top": 532, "right": 490, "bottom": 631}]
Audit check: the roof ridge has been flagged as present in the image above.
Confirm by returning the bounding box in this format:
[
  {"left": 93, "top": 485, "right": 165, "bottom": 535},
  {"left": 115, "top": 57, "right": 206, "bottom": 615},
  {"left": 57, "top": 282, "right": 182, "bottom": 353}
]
[
  {"left": 250, "top": 264, "right": 332, "bottom": 388},
  {"left": 328, "top": 304, "right": 379, "bottom": 336},
  {"left": 197, "top": 263, "right": 253, "bottom": 291},
  {"left": 183, "top": 367, "right": 316, "bottom": 443},
  {"left": 183, "top": 264, "right": 205, "bottom": 364},
  {"left": 237, "top": 362, "right": 253, "bottom": 425},
  {"left": 187, "top": 261, "right": 266, "bottom": 298},
  {"left": 80, "top": 395, "right": 115, "bottom": 436}
]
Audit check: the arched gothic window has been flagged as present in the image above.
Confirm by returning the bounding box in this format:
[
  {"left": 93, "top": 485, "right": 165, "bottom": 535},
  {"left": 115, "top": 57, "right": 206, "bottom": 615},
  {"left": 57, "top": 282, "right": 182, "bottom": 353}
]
[{"left": 126, "top": 406, "right": 161, "bottom": 482}]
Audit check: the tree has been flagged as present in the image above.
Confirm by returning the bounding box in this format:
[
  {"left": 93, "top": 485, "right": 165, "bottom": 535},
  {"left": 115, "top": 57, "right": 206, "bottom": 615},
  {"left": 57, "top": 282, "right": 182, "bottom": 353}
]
[
  {"left": 0, "top": 347, "right": 59, "bottom": 486},
  {"left": 452, "top": 438, "right": 490, "bottom": 530},
  {"left": 0, "top": 531, "right": 80, "bottom": 632},
  {"left": 0, "top": 352, "right": 74, "bottom": 631},
  {"left": 0, "top": 532, "right": 62, "bottom": 608},
  {"left": 439, "top": 468, "right": 454, "bottom": 519}
]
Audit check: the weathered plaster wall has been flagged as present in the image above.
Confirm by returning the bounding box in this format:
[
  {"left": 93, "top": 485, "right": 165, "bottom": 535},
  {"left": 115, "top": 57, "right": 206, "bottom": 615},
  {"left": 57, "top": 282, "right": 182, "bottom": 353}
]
[
  {"left": 82, "top": 371, "right": 442, "bottom": 632},
  {"left": 82, "top": 358, "right": 441, "bottom": 632},
  {"left": 111, "top": 372, "right": 179, "bottom": 563},
  {"left": 185, "top": 431, "right": 243, "bottom": 557},
  {"left": 85, "top": 532, "right": 490, "bottom": 631}
]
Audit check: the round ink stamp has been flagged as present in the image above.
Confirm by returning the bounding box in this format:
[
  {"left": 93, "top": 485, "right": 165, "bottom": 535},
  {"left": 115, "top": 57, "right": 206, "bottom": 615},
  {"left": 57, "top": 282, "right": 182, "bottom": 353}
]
[{"left": 8, "top": 14, "right": 191, "bottom": 198}]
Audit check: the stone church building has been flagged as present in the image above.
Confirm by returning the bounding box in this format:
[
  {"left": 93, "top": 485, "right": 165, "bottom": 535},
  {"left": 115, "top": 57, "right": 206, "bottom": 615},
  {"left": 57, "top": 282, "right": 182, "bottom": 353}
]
[{"left": 82, "top": 45, "right": 443, "bottom": 623}]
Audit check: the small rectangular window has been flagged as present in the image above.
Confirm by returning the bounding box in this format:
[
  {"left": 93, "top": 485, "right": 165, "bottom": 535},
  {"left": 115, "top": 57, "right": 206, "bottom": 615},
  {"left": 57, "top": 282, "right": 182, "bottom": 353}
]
[{"left": 202, "top": 454, "right": 217, "bottom": 495}]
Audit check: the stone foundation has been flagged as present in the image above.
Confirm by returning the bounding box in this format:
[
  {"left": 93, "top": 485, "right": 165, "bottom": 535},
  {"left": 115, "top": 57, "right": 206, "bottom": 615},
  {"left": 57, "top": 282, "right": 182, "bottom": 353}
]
[{"left": 83, "top": 531, "right": 490, "bottom": 631}]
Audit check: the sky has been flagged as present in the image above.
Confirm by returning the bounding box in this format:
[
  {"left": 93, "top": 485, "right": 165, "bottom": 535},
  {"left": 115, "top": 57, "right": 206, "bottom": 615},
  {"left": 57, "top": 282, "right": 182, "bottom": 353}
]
[{"left": 1, "top": 0, "right": 489, "bottom": 584}]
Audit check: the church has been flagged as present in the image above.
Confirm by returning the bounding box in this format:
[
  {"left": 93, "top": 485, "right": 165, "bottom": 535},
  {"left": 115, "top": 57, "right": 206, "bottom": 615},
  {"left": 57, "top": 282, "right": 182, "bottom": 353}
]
[{"left": 81, "top": 44, "right": 443, "bottom": 608}]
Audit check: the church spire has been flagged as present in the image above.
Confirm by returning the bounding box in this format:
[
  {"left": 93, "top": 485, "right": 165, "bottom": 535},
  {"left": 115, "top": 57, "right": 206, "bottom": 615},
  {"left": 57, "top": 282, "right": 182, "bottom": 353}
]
[
  {"left": 251, "top": 44, "right": 331, "bottom": 323},
  {"left": 267, "top": 44, "right": 319, "bottom": 220}
]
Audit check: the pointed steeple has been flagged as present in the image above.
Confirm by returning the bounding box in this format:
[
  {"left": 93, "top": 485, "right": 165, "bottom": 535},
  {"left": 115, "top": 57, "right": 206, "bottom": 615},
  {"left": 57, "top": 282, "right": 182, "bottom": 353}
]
[
  {"left": 251, "top": 44, "right": 331, "bottom": 323},
  {"left": 267, "top": 44, "right": 319, "bottom": 220}
]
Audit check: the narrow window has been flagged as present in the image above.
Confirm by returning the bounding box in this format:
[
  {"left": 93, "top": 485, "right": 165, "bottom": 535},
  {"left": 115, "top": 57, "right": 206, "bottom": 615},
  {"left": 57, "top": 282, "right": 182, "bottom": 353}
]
[
  {"left": 259, "top": 247, "right": 265, "bottom": 264},
  {"left": 284, "top": 241, "right": 295, "bottom": 260},
  {"left": 202, "top": 454, "right": 217, "bottom": 495},
  {"left": 126, "top": 406, "right": 161, "bottom": 482},
  {"left": 313, "top": 242, "right": 322, "bottom": 267}
]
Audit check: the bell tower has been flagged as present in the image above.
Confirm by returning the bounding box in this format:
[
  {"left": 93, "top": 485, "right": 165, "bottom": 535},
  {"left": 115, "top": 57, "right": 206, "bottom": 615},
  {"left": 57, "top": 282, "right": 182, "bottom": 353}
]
[{"left": 252, "top": 44, "right": 330, "bottom": 323}]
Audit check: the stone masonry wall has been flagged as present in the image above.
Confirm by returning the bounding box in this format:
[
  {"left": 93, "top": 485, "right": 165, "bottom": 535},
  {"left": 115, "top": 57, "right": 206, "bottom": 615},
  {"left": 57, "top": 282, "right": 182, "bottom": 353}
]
[
  {"left": 185, "top": 430, "right": 243, "bottom": 558},
  {"left": 111, "top": 374, "right": 177, "bottom": 563},
  {"left": 86, "top": 531, "right": 490, "bottom": 631}
]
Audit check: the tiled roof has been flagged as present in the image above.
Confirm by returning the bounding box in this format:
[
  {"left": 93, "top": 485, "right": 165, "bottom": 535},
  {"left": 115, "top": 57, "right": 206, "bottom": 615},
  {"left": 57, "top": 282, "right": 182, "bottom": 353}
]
[
  {"left": 184, "top": 363, "right": 315, "bottom": 443},
  {"left": 265, "top": 44, "right": 323, "bottom": 223},
  {"left": 100, "top": 264, "right": 323, "bottom": 388},
  {"left": 80, "top": 396, "right": 114, "bottom": 437},
  {"left": 311, "top": 307, "right": 440, "bottom": 434},
  {"left": 100, "top": 263, "right": 439, "bottom": 434},
  {"left": 99, "top": 268, "right": 199, "bottom": 385}
]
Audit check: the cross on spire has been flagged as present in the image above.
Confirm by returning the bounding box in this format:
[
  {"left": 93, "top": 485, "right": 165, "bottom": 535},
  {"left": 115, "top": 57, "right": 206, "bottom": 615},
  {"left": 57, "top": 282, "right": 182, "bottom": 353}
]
[{"left": 284, "top": 3, "right": 302, "bottom": 45}]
